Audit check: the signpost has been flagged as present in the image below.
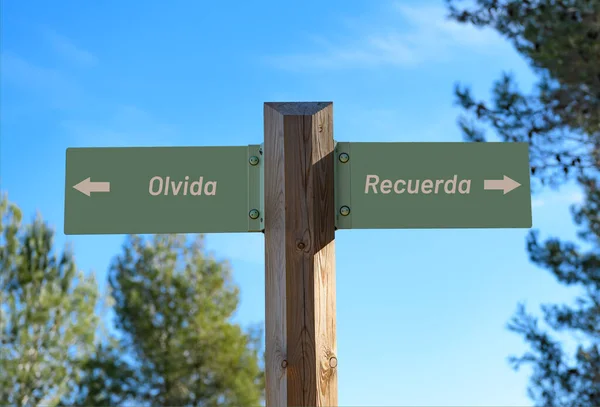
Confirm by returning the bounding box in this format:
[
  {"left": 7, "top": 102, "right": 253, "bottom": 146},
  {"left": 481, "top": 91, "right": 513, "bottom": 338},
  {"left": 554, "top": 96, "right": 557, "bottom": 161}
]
[
  {"left": 334, "top": 142, "right": 532, "bottom": 230},
  {"left": 64, "top": 102, "right": 533, "bottom": 407},
  {"left": 64, "top": 145, "right": 263, "bottom": 235}
]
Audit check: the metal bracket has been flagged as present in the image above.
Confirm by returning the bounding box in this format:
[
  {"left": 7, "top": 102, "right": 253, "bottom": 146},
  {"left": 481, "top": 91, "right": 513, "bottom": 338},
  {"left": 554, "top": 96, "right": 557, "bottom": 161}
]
[
  {"left": 247, "top": 144, "right": 264, "bottom": 232},
  {"left": 334, "top": 141, "right": 352, "bottom": 230},
  {"left": 249, "top": 141, "right": 351, "bottom": 232}
]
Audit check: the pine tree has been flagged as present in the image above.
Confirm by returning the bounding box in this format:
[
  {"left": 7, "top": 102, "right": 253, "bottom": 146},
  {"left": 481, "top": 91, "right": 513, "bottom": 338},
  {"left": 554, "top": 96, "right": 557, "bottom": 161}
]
[
  {"left": 446, "top": 1, "right": 600, "bottom": 404},
  {"left": 0, "top": 194, "right": 99, "bottom": 406},
  {"left": 101, "top": 234, "right": 264, "bottom": 406},
  {"left": 507, "top": 176, "right": 600, "bottom": 406},
  {"left": 447, "top": 0, "right": 600, "bottom": 188}
]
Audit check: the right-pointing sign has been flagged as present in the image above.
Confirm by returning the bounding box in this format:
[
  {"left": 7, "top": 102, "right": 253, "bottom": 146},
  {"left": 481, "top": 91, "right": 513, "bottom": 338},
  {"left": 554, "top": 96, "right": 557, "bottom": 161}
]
[
  {"left": 483, "top": 175, "right": 521, "bottom": 195},
  {"left": 335, "top": 142, "right": 532, "bottom": 229}
]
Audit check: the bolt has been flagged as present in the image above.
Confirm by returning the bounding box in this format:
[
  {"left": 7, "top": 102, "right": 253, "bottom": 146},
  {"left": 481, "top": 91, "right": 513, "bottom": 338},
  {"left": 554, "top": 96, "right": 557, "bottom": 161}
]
[
  {"left": 249, "top": 156, "right": 259, "bottom": 166},
  {"left": 329, "top": 357, "right": 338, "bottom": 368},
  {"left": 249, "top": 209, "right": 260, "bottom": 219},
  {"left": 338, "top": 152, "right": 349, "bottom": 163},
  {"left": 339, "top": 206, "right": 350, "bottom": 216}
]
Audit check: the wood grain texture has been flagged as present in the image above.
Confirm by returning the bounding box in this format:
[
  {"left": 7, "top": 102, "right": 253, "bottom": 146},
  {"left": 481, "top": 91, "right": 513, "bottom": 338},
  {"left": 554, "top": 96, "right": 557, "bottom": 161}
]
[
  {"left": 264, "top": 104, "right": 287, "bottom": 407},
  {"left": 264, "top": 102, "right": 337, "bottom": 407}
]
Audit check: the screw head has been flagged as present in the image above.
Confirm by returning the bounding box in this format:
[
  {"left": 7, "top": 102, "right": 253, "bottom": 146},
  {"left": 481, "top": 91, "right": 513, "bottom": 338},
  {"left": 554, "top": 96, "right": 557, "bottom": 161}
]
[
  {"left": 249, "top": 156, "right": 259, "bottom": 166},
  {"left": 249, "top": 209, "right": 260, "bottom": 219},
  {"left": 339, "top": 206, "right": 350, "bottom": 216},
  {"left": 339, "top": 153, "right": 349, "bottom": 163}
]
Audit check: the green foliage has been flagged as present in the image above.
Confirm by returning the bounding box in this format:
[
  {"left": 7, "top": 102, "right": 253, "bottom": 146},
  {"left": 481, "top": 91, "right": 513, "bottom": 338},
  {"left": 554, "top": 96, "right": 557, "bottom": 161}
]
[
  {"left": 92, "top": 234, "right": 264, "bottom": 406},
  {"left": 65, "top": 341, "right": 139, "bottom": 406},
  {"left": 0, "top": 194, "right": 99, "bottom": 406},
  {"left": 446, "top": 1, "right": 600, "bottom": 405},
  {"left": 447, "top": 0, "right": 600, "bottom": 188},
  {"left": 0, "top": 194, "right": 263, "bottom": 405},
  {"left": 507, "top": 177, "right": 600, "bottom": 407}
]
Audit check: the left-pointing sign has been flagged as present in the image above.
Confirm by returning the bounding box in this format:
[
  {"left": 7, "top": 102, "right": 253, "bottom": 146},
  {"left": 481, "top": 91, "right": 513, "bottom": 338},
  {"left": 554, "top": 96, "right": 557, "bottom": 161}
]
[
  {"left": 73, "top": 177, "right": 111, "bottom": 196},
  {"left": 64, "top": 146, "right": 263, "bottom": 235}
]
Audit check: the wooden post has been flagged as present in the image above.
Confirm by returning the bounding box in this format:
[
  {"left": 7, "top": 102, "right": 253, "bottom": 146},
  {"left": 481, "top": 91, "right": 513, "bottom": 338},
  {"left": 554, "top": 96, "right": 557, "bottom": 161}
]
[{"left": 264, "top": 102, "right": 338, "bottom": 407}]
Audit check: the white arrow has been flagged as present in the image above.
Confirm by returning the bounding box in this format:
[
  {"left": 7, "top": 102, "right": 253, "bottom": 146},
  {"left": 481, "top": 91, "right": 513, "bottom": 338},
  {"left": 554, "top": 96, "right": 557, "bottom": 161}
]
[
  {"left": 73, "top": 177, "right": 111, "bottom": 196},
  {"left": 484, "top": 175, "right": 521, "bottom": 195}
]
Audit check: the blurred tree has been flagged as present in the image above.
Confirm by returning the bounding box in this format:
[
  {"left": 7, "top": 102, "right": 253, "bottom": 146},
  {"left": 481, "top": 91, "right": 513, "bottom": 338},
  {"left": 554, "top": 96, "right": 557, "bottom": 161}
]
[
  {"left": 447, "top": 0, "right": 599, "bottom": 188},
  {"left": 506, "top": 177, "right": 600, "bottom": 406},
  {"left": 0, "top": 194, "right": 99, "bottom": 406},
  {"left": 446, "top": 1, "right": 600, "bottom": 405},
  {"left": 96, "top": 234, "right": 264, "bottom": 406},
  {"left": 65, "top": 340, "right": 138, "bottom": 406}
]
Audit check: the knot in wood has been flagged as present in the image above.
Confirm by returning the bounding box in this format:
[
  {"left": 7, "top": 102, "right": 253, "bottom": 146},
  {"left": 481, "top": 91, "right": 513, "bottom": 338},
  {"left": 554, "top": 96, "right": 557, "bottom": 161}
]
[
  {"left": 297, "top": 242, "right": 306, "bottom": 250},
  {"left": 281, "top": 359, "right": 288, "bottom": 368}
]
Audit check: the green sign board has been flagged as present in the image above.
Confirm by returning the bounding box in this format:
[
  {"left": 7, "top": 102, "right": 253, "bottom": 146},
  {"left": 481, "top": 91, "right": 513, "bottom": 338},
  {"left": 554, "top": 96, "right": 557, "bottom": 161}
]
[
  {"left": 64, "top": 145, "right": 263, "bottom": 235},
  {"left": 334, "top": 142, "right": 532, "bottom": 229}
]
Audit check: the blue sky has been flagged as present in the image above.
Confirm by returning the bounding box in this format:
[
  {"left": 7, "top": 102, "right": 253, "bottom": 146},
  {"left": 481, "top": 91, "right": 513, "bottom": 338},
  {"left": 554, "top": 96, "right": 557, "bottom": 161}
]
[{"left": 1, "top": 0, "right": 586, "bottom": 405}]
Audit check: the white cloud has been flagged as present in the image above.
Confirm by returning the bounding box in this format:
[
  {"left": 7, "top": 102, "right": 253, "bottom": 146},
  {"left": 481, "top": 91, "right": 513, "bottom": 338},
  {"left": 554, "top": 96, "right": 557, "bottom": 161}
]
[
  {"left": 61, "top": 105, "right": 181, "bottom": 147},
  {"left": 43, "top": 28, "right": 98, "bottom": 67},
  {"left": 0, "top": 52, "right": 83, "bottom": 109},
  {"left": 338, "top": 106, "right": 462, "bottom": 142},
  {"left": 532, "top": 190, "right": 584, "bottom": 209},
  {"left": 267, "top": 2, "right": 509, "bottom": 71},
  {"left": 1, "top": 29, "right": 97, "bottom": 112},
  {"left": 531, "top": 198, "right": 545, "bottom": 208},
  {"left": 3, "top": 29, "right": 175, "bottom": 148},
  {"left": 393, "top": 3, "right": 501, "bottom": 48}
]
